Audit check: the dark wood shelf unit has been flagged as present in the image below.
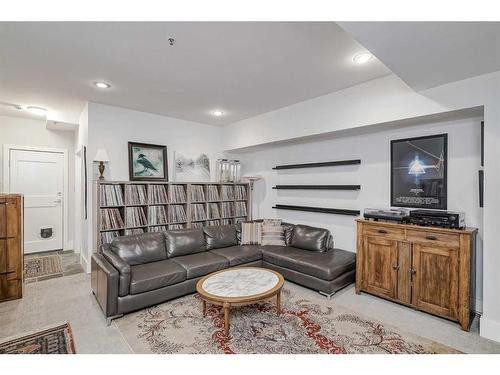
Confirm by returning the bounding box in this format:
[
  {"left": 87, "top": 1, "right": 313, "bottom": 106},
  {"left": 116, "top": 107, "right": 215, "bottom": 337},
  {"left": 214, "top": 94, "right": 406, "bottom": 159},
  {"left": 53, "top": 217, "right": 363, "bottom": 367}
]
[
  {"left": 272, "top": 204, "right": 360, "bottom": 216},
  {"left": 272, "top": 184, "right": 360, "bottom": 190},
  {"left": 272, "top": 159, "right": 361, "bottom": 170}
]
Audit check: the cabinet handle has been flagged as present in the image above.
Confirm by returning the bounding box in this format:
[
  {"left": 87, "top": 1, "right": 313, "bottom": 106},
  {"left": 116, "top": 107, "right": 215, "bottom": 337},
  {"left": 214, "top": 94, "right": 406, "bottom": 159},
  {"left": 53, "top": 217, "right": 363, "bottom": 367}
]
[
  {"left": 378, "top": 229, "right": 388, "bottom": 234},
  {"left": 425, "top": 235, "right": 437, "bottom": 240},
  {"left": 392, "top": 265, "right": 399, "bottom": 270},
  {"left": 410, "top": 268, "right": 416, "bottom": 275}
]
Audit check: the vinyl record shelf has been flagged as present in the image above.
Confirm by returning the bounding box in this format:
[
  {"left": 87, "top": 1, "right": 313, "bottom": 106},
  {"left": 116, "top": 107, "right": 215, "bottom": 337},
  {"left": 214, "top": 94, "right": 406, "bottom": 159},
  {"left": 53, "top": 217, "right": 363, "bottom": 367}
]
[
  {"left": 272, "top": 159, "right": 361, "bottom": 170},
  {"left": 94, "top": 180, "right": 250, "bottom": 251},
  {"left": 273, "top": 204, "right": 360, "bottom": 216},
  {"left": 272, "top": 184, "right": 360, "bottom": 190}
]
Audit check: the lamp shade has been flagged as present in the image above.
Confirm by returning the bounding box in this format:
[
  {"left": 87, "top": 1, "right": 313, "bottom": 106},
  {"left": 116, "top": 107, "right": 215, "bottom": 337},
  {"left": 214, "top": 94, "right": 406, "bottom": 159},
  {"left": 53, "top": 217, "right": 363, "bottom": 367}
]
[{"left": 93, "top": 148, "right": 110, "bottom": 162}]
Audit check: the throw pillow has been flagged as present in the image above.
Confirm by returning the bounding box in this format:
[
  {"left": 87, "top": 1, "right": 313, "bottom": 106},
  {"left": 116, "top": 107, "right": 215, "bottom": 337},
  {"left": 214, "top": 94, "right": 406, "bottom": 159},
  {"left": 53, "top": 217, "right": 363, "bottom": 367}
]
[
  {"left": 240, "top": 222, "right": 263, "bottom": 245},
  {"left": 263, "top": 218, "right": 282, "bottom": 226},
  {"left": 261, "top": 223, "right": 286, "bottom": 246}
]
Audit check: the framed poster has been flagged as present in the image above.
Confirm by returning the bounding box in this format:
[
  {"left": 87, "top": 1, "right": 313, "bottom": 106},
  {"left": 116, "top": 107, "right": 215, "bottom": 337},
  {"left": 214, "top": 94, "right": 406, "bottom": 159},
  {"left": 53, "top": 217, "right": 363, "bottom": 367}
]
[
  {"left": 173, "top": 151, "right": 211, "bottom": 182},
  {"left": 391, "top": 134, "right": 447, "bottom": 210},
  {"left": 128, "top": 142, "right": 168, "bottom": 181}
]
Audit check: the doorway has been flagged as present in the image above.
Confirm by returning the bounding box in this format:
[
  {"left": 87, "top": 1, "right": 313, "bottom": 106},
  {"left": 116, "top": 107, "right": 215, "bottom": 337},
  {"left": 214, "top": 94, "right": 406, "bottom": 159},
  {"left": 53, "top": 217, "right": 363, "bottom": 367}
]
[{"left": 3, "top": 145, "right": 69, "bottom": 254}]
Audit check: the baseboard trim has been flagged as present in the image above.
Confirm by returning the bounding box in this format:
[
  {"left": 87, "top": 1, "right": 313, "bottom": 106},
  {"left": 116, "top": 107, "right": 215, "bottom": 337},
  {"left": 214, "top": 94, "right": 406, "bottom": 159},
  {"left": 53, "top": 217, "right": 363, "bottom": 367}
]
[
  {"left": 80, "top": 253, "right": 90, "bottom": 274},
  {"left": 480, "top": 316, "right": 500, "bottom": 343}
]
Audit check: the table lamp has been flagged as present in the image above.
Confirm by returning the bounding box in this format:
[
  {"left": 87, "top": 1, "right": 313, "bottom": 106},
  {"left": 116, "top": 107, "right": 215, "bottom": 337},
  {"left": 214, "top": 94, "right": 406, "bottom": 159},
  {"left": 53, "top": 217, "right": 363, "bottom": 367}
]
[{"left": 93, "top": 148, "right": 110, "bottom": 180}]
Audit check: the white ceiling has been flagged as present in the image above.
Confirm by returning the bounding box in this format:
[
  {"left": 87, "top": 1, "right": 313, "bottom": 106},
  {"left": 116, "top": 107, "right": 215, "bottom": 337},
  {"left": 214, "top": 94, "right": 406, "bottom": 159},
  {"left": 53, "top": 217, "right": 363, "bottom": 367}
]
[
  {"left": 339, "top": 22, "right": 500, "bottom": 91},
  {"left": 0, "top": 22, "right": 390, "bottom": 126}
]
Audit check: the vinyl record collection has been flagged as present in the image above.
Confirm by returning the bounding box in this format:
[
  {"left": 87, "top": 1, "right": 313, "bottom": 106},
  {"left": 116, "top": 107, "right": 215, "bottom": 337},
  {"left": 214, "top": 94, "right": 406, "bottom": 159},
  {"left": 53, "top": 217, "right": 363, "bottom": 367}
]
[
  {"left": 169, "top": 204, "right": 187, "bottom": 222},
  {"left": 101, "top": 231, "right": 120, "bottom": 244},
  {"left": 169, "top": 223, "right": 186, "bottom": 230},
  {"left": 207, "top": 203, "right": 220, "bottom": 219},
  {"left": 191, "top": 204, "right": 207, "bottom": 221},
  {"left": 234, "top": 185, "right": 247, "bottom": 200},
  {"left": 149, "top": 225, "right": 167, "bottom": 232},
  {"left": 221, "top": 202, "right": 235, "bottom": 218},
  {"left": 96, "top": 182, "right": 250, "bottom": 249},
  {"left": 148, "top": 205, "right": 168, "bottom": 225},
  {"left": 126, "top": 184, "right": 147, "bottom": 205},
  {"left": 221, "top": 185, "right": 235, "bottom": 200},
  {"left": 100, "top": 185, "right": 124, "bottom": 206},
  {"left": 235, "top": 201, "right": 247, "bottom": 217},
  {"left": 190, "top": 185, "right": 206, "bottom": 202},
  {"left": 207, "top": 185, "right": 220, "bottom": 201},
  {"left": 101, "top": 208, "right": 125, "bottom": 230},
  {"left": 125, "top": 228, "right": 144, "bottom": 235},
  {"left": 149, "top": 185, "right": 168, "bottom": 204},
  {"left": 125, "top": 207, "right": 147, "bottom": 227},
  {"left": 170, "top": 185, "right": 187, "bottom": 203}
]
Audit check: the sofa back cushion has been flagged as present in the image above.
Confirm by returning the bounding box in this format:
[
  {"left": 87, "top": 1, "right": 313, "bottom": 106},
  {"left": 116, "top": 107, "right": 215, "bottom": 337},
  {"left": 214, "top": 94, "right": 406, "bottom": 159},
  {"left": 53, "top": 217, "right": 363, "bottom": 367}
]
[
  {"left": 165, "top": 228, "right": 206, "bottom": 258},
  {"left": 110, "top": 232, "right": 167, "bottom": 265},
  {"left": 290, "top": 224, "right": 332, "bottom": 252},
  {"left": 203, "top": 225, "right": 238, "bottom": 250}
]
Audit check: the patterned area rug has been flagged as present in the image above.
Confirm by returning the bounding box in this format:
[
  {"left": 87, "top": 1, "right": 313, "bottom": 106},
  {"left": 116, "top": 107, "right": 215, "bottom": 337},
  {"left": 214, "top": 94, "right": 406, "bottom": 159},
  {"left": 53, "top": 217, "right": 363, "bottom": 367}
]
[
  {"left": 0, "top": 322, "right": 76, "bottom": 354},
  {"left": 115, "top": 285, "right": 459, "bottom": 354},
  {"left": 24, "top": 254, "right": 63, "bottom": 281}
]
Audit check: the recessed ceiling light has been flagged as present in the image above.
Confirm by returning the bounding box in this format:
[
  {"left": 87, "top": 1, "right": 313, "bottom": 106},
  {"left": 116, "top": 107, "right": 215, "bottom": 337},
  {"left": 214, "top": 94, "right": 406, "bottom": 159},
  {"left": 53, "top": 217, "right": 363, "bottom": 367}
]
[
  {"left": 211, "top": 110, "right": 224, "bottom": 117},
  {"left": 353, "top": 52, "right": 373, "bottom": 65},
  {"left": 26, "top": 106, "right": 48, "bottom": 116},
  {"left": 94, "top": 81, "right": 111, "bottom": 89}
]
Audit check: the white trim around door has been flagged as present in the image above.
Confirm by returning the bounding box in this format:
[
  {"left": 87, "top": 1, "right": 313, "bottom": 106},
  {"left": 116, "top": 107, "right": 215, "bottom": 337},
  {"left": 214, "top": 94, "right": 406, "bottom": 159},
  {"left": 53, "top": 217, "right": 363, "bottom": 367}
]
[{"left": 2, "top": 144, "right": 71, "bottom": 251}]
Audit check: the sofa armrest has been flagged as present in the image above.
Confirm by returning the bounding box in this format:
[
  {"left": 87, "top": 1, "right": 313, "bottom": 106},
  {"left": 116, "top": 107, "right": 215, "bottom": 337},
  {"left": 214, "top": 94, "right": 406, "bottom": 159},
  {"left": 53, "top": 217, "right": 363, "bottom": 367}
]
[
  {"left": 91, "top": 253, "right": 119, "bottom": 317},
  {"left": 102, "top": 248, "right": 131, "bottom": 296}
]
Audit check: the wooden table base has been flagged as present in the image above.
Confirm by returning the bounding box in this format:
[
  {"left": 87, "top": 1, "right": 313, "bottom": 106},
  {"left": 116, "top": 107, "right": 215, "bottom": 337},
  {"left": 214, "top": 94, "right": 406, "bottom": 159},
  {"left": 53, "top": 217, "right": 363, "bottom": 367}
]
[{"left": 203, "top": 290, "right": 282, "bottom": 339}]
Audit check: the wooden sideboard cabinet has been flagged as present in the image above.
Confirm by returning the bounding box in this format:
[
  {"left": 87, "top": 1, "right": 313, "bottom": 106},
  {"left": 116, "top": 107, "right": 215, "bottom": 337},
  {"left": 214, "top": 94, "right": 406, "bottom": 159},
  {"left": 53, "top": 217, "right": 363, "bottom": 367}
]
[
  {"left": 0, "top": 194, "right": 23, "bottom": 302},
  {"left": 355, "top": 219, "right": 477, "bottom": 331}
]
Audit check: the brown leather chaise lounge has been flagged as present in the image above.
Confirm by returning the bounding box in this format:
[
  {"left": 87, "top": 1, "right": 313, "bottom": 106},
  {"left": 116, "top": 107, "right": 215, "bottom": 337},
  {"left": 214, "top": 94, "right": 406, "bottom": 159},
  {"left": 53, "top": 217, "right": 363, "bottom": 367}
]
[{"left": 91, "top": 223, "right": 356, "bottom": 324}]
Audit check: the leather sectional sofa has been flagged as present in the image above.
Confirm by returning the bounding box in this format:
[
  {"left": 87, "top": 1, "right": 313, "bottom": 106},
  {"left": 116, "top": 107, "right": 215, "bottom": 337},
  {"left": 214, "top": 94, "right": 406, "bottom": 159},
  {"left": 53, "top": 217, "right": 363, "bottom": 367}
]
[{"left": 91, "top": 223, "right": 356, "bottom": 323}]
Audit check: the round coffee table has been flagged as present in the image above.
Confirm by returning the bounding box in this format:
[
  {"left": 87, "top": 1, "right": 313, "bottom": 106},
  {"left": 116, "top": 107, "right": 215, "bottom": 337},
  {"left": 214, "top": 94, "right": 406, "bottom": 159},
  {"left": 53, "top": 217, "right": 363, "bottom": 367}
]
[{"left": 196, "top": 267, "right": 285, "bottom": 338}]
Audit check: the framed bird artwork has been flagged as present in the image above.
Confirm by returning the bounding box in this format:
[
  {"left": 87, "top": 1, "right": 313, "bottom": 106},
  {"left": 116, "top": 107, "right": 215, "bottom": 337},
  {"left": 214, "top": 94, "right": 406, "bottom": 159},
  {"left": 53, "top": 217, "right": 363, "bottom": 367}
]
[{"left": 128, "top": 142, "right": 168, "bottom": 181}]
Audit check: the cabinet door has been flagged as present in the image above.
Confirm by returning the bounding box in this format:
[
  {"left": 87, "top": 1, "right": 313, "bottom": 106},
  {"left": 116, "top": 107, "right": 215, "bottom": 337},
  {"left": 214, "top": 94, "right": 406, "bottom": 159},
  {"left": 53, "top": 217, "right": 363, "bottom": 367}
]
[
  {"left": 363, "top": 236, "right": 398, "bottom": 299},
  {"left": 411, "top": 244, "right": 459, "bottom": 320}
]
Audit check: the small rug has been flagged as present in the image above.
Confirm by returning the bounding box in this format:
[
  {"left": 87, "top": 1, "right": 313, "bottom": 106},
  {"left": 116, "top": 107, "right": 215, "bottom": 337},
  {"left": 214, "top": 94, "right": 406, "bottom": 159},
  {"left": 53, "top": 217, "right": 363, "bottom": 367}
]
[
  {"left": 115, "top": 286, "right": 460, "bottom": 354},
  {"left": 24, "top": 254, "right": 63, "bottom": 281},
  {"left": 0, "top": 322, "right": 76, "bottom": 354}
]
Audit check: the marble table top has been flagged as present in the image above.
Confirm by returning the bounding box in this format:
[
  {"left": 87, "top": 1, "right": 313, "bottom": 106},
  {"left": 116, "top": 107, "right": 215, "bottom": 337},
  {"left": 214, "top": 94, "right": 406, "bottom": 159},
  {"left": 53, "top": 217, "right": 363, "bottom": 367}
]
[{"left": 201, "top": 268, "right": 280, "bottom": 298}]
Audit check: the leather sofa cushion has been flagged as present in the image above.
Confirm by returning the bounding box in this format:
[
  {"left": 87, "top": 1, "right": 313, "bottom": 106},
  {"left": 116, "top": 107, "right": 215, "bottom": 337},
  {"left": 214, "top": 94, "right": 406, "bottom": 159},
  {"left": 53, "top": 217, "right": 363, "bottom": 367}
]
[
  {"left": 261, "top": 246, "right": 355, "bottom": 281},
  {"left": 165, "top": 228, "right": 206, "bottom": 258},
  {"left": 111, "top": 232, "right": 167, "bottom": 265},
  {"left": 210, "top": 245, "right": 262, "bottom": 266},
  {"left": 129, "top": 259, "right": 186, "bottom": 295},
  {"left": 203, "top": 225, "right": 238, "bottom": 250},
  {"left": 171, "top": 252, "right": 229, "bottom": 279},
  {"left": 290, "top": 224, "right": 331, "bottom": 252}
]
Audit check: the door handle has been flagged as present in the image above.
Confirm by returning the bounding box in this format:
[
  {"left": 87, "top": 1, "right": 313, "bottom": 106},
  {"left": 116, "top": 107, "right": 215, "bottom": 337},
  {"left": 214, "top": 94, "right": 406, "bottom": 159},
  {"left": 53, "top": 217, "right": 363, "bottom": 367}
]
[
  {"left": 54, "top": 199, "right": 62, "bottom": 204},
  {"left": 410, "top": 268, "right": 416, "bottom": 275}
]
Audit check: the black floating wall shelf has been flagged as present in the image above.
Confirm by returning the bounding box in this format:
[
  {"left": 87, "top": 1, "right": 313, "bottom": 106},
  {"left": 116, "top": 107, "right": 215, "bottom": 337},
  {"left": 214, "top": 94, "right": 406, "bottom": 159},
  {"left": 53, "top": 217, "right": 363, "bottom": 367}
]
[
  {"left": 272, "top": 159, "right": 361, "bottom": 170},
  {"left": 273, "top": 184, "right": 360, "bottom": 190},
  {"left": 272, "top": 204, "right": 360, "bottom": 216}
]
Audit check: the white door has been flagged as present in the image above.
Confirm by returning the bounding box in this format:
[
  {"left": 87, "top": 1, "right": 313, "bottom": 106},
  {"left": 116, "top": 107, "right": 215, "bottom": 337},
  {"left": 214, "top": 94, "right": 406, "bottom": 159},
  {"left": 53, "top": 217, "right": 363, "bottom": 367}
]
[{"left": 8, "top": 149, "right": 64, "bottom": 253}]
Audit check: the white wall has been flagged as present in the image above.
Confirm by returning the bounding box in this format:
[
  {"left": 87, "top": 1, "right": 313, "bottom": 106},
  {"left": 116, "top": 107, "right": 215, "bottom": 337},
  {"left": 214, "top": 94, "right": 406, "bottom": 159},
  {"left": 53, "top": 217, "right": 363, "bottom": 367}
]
[
  {"left": 0, "top": 115, "right": 76, "bottom": 249},
  {"left": 223, "top": 70, "right": 500, "bottom": 342},
  {"left": 79, "top": 102, "right": 225, "bottom": 272},
  {"left": 230, "top": 117, "right": 483, "bottom": 310}
]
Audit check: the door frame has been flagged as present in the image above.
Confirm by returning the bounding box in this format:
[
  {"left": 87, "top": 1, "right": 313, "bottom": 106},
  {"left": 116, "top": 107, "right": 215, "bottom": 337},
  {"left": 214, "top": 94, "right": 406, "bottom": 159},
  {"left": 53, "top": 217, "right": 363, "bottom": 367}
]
[{"left": 2, "top": 144, "right": 70, "bottom": 251}]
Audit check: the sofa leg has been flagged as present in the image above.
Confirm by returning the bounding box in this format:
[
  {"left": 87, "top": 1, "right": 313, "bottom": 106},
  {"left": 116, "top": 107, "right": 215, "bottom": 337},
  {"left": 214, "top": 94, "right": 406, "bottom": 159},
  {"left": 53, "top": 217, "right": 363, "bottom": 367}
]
[
  {"left": 319, "top": 291, "right": 336, "bottom": 300},
  {"left": 106, "top": 314, "right": 124, "bottom": 326}
]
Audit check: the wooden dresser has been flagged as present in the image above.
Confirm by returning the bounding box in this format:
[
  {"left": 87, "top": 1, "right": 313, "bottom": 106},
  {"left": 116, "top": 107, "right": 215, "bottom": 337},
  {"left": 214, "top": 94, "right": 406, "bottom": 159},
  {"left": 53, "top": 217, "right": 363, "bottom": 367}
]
[
  {"left": 0, "top": 194, "right": 23, "bottom": 302},
  {"left": 355, "top": 219, "right": 477, "bottom": 331}
]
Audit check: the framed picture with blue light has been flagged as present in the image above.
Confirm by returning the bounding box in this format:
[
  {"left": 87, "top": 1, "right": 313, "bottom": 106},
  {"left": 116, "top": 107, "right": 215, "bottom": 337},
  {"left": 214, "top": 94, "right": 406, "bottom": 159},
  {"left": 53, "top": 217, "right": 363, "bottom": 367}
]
[
  {"left": 391, "top": 134, "right": 447, "bottom": 210},
  {"left": 128, "top": 142, "right": 168, "bottom": 181}
]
